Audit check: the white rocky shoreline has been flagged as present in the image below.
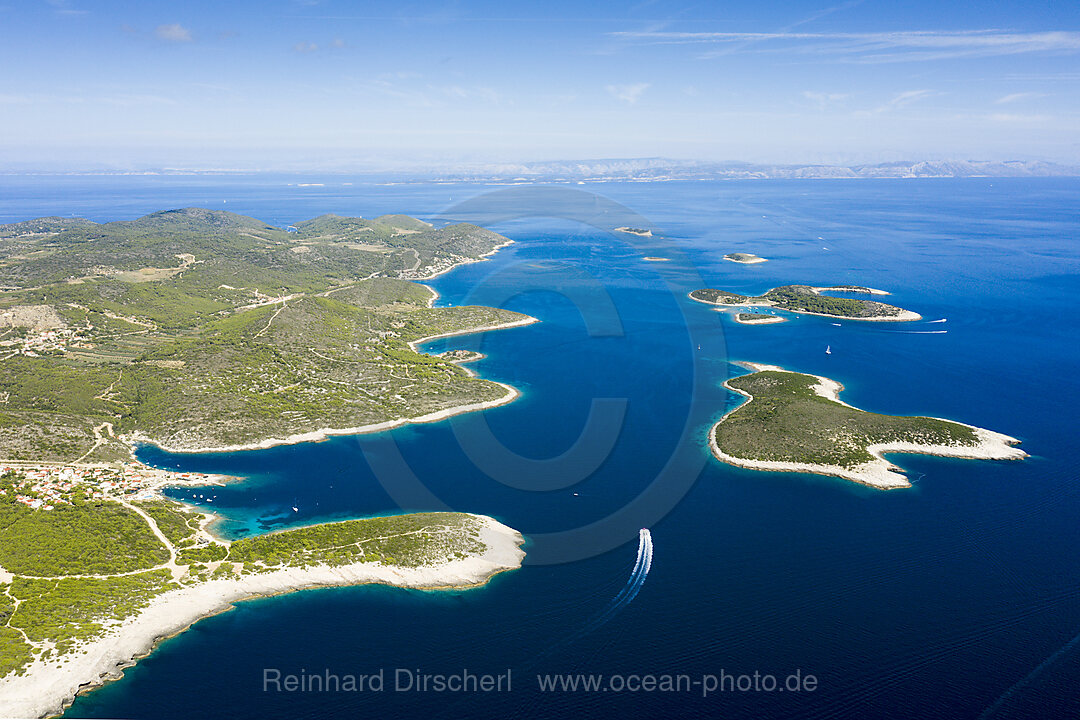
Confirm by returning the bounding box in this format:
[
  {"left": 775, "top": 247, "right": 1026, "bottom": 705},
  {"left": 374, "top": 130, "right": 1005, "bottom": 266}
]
[
  {"left": 709, "top": 362, "right": 1027, "bottom": 489},
  {"left": 0, "top": 515, "right": 525, "bottom": 719},
  {"left": 128, "top": 310, "right": 539, "bottom": 455}
]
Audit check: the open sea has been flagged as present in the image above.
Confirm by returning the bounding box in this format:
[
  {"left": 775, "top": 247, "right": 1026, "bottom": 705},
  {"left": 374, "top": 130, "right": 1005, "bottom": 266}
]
[{"left": 2, "top": 175, "right": 1078, "bottom": 718}]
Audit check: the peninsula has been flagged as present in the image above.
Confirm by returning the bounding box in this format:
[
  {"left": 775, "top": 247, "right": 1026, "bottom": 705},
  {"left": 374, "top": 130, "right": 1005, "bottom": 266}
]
[
  {"left": 710, "top": 363, "right": 1026, "bottom": 489},
  {"left": 0, "top": 475, "right": 524, "bottom": 718},
  {"left": 690, "top": 284, "right": 920, "bottom": 321},
  {"left": 0, "top": 208, "right": 536, "bottom": 456},
  {"left": 0, "top": 208, "right": 532, "bottom": 714},
  {"left": 724, "top": 252, "right": 768, "bottom": 264}
]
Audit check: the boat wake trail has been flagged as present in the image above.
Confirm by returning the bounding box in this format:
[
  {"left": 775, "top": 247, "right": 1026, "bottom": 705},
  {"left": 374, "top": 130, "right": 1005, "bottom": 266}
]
[
  {"left": 927, "top": 318, "right": 947, "bottom": 323},
  {"left": 586, "top": 529, "right": 653, "bottom": 630},
  {"left": 979, "top": 627, "right": 1080, "bottom": 718},
  {"left": 528, "top": 530, "right": 655, "bottom": 669}
]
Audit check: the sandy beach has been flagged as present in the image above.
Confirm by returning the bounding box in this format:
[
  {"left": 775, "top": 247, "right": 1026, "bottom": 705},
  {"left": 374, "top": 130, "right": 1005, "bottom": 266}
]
[
  {"left": 709, "top": 362, "right": 1027, "bottom": 489},
  {"left": 0, "top": 515, "right": 525, "bottom": 719}
]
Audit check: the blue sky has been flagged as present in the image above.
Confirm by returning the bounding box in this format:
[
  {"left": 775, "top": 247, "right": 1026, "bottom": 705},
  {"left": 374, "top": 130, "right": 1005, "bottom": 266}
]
[{"left": 2, "top": 0, "right": 1079, "bottom": 170}]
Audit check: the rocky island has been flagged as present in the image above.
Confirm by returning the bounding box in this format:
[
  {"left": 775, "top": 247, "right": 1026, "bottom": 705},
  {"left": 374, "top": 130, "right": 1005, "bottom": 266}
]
[
  {"left": 690, "top": 284, "right": 920, "bottom": 321},
  {"left": 724, "top": 252, "right": 768, "bottom": 264},
  {"left": 734, "top": 313, "right": 787, "bottom": 325},
  {"left": 710, "top": 363, "right": 1026, "bottom": 489}
]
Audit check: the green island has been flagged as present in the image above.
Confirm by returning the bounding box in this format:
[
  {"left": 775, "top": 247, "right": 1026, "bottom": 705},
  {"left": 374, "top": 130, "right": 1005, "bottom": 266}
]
[
  {"left": 710, "top": 363, "right": 1026, "bottom": 489},
  {"left": 689, "top": 284, "right": 920, "bottom": 321},
  {"left": 734, "top": 313, "right": 787, "bottom": 325},
  {"left": 613, "top": 226, "right": 653, "bottom": 237},
  {"left": 724, "top": 252, "right": 768, "bottom": 264},
  {"left": 0, "top": 208, "right": 529, "bottom": 717}
]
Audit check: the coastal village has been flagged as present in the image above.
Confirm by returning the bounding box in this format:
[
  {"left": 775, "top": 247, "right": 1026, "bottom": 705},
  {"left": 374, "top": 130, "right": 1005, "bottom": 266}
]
[{"left": 0, "top": 462, "right": 221, "bottom": 510}]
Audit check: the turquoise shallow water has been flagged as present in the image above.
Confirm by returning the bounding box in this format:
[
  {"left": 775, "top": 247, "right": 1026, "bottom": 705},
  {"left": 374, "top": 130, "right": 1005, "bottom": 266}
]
[{"left": 2, "top": 176, "right": 1079, "bottom": 718}]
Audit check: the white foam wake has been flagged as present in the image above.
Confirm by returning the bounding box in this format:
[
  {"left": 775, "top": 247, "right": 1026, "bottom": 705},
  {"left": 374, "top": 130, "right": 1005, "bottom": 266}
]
[{"left": 590, "top": 529, "right": 653, "bottom": 628}]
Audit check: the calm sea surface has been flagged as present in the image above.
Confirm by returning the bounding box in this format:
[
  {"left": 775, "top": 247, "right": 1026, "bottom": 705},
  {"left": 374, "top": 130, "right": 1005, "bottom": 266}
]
[{"left": 2, "top": 175, "right": 1078, "bottom": 718}]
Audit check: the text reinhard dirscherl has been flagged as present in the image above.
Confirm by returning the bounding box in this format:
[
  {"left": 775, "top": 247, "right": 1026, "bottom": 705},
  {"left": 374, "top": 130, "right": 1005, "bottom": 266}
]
[
  {"left": 263, "top": 668, "right": 512, "bottom": 694},
  {"left": 262, "top": 668, "right": 818, "bottom": 697}
]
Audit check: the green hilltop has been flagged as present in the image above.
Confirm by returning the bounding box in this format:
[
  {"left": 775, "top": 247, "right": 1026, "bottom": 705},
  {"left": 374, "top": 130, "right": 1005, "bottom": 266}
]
[{"left": 0, "top": 208, "right": 528, "bottom": 458}]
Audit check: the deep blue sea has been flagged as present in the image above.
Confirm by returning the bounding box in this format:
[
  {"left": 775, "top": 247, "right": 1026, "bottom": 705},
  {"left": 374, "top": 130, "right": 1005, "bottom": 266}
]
[{"left": 2, "top": 175, "right": 1078, "bottom": 718}]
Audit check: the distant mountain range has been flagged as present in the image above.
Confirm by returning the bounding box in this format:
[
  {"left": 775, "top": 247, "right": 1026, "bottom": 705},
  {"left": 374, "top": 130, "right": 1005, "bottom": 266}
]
[
  {"left": 4, "top": 157, "right": 1077, "bottom": 180},
  {"left": 430, "top": 158, "right": 1080, "bottom": 182}
]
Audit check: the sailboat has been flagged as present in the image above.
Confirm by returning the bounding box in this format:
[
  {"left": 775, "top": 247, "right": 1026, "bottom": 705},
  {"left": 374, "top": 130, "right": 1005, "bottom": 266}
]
[{"left": 825, "top": 345, "right": 832, "bottom": 355}]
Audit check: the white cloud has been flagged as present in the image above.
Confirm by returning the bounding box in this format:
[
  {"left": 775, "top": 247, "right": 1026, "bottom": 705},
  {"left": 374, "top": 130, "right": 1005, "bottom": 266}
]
[
  {"left": 293, "top": 41, "right": 319, "bottom": 53},
  {"left": 606, "top": 83, "right": 650, "bottom": 104},
  {"left": 853, "top": 90, "right": 937, "bottom": 117},
  {"left": 155, "top": 23, "right": 192, "bottom": 42},
  {"left": 873, "top": 89, "right": 935, "bottom": 113},
  {"left": 803, "top": 91, "right": 847, "bottom": 109},
  {"left": 435, "top": 85, "right": 503, "bottom": 104},
  {"left": 994, "top": 92, "right": 1046, "bottom": 104},
  {"left": 611, "top": 29, "right": 1080, "bottom": 63},
  {"left": 45, "top": 0, "right": 87, "bottom": 15}
]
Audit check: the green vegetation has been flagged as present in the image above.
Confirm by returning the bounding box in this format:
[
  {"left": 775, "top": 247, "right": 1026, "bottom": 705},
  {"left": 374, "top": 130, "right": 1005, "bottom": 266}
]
[
  {"left": 690, "top": 284, "right": 911, "bottom": 319},
  {"left": 0, "top": 209, "right": 528, "bottom": 458},
  {"left": 690, "top": 288, "right": 751, "bottom": 305},
  {"left": 735, "top": 313, "right": 785, "bottom": 323},
  {"left": 0, "top": 491, "right": 493, "bottom": 677},
  {"left": 176, "top": 544, "right": 228, "bottom": 565},
  {"left": 724, "top": 252, "right": 766, "bottom": 263},
  {"left": 715, "top": 370, "right": 980, "bottom": 468},
  {"left": 134, "top": 500, "right": 201, "bottom": 547},
  {"left": 229, "top": 512, "right": 485, "bottom": 569},
  {"left": 0, "top": 498, "right": 168, "bottom": 577},
  {"left": 0, "top": 624, "right": 33, "bottom": 678},
  {"left": 0, "top": 208, "right": 526, "bottom": 681},
  {"left": 8, "top": 570, "right": 174, "bottom": 652}
]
